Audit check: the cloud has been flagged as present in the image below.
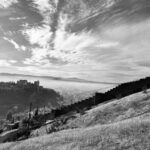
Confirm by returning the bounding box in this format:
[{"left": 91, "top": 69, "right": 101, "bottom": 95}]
[
  {"left": 1, "top": 0, "right": 150, "bottom": 82},
  {"left": 0, "top": 0, "right": 18, "bottom": 8},
  {"left": 95, "top": 41, "right": 119, "bottom": 48},
  {"left": 3, "top": 37, "right": 27, "bottom": 51},
  {"left": 9, "top": 17, "right": 26, "bottom": 21},
  {"left": 100, "top": 19, "right": 150, "bottom": 63},
  {"left": 31, "top": 0, "right": 53, "bottom": 13},
  {"left": 0, "top": 60, "right": 10, "bottom": 67},
  {"left": 0, "top": 59, "right": 17, "bottom": 67},
  {"left": 3, "top": 37, "right": 19, "bottom": 49},
  {"left": 23, "top": 47, "right": 49, "bottom": 65},
  {"left": 31, "top": 0, "right": 58, "bottom": 24},
  {"left": 26, "top": 0, "right": 118, "bottom": 66},
  {"left": 89, "top": 19, "right": 150, "bottom": 81},
  {"left": 49, "top": 25, "right": 121, "bottom": 66},
  {"left": 16, "top": 65, "right": 79, "bottom": 77},
  {"left": 9, "top": 60, "right": 17, "bottom": 63},
  {"left": 49, "top": 30, "right": 93, "bottom": 64},
  {"left": 22, "top": 25, "right": 52, "bottom": 48}
]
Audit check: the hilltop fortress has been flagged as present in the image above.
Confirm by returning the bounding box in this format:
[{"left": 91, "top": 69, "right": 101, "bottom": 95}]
[
  {"left": 0, "top": 80, "right": 63, "bottom": 117},
  {"left": 0, "top": 80, "right": 41, "bottom": 90}
]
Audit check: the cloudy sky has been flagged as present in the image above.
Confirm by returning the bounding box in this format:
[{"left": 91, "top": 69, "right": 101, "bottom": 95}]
[{"left": 0, "top": 0, "right": 150, "bottom": 82}]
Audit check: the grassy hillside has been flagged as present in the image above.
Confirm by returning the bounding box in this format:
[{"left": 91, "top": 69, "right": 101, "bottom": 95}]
[
  {"left": 0, "top": 90, "right": 150, "bottom": 150},
  {"left": 0, "top": 116, "right": 150, "bottom": 150},
  {"left": 67, "top": 90, "right": 150, "bottom": 128}
]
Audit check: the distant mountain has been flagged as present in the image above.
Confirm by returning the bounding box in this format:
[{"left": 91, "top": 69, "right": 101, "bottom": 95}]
[{"left": 0, "top": 73, "right": 118, "bottom": 85}]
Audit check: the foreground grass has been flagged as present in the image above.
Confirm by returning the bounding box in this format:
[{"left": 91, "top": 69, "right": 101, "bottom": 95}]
[
  {"left": 1, "top": 90, "right": 150, "bottom": 150},
  {"left": 0, "top": 116, "right": 150, "bottom": 150}
]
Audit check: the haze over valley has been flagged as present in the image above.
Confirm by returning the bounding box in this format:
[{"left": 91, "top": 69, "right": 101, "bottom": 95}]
[{"left": 0, "top": 73, "right": 116, "bottom": 102}]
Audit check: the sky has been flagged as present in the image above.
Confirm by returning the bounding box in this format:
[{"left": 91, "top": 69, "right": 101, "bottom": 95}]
[{"left": 0, "top": 0, "right": 150, "bottom": 82}]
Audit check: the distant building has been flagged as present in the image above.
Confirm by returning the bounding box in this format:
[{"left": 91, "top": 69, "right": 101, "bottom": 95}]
[
  {"left": 34, "top": 81, "right": 40, "bottom": 87},
  {"left": 34, "top": 81, "right": 40, "bottom": 91},
  {"left": 16, "top": 80, "right": 41, "bottom": 90},
  {"left": 17, "top": 80, "right": 28, "bottom": 86}
]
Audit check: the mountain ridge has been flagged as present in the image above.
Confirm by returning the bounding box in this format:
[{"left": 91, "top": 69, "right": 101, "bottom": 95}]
[{"left": 0, "top": 73, "right": 119, "bottom": 85}]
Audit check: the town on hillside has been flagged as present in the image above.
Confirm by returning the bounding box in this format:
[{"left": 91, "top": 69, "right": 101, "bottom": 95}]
[{"left": 0, "top": 80, "right": 42, "bottom": 90}]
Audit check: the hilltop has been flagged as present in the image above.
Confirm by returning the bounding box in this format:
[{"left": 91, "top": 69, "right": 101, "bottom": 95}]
[{"left": 0, "top": 80, "right": 63, "bottom": 117}]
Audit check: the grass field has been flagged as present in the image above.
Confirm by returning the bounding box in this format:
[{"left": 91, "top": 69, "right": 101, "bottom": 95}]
[
  {"left": 67, "top": 90, "right": 150, "bottom": 128},
  {"left": 0, "top": 90, "right": 150, "bottom": 150}
]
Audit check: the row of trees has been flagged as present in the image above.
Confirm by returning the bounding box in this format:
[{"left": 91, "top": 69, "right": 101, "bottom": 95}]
[{"left": 51, "top": 77, "right": 150, "bottom": 118}]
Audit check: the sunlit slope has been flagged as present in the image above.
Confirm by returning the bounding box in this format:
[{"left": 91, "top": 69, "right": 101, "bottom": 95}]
[
  {"left": 68, "top": 90, "right": 150, "bottom": 127},
  {"left": 1, "top": 118, "right": 150, "bottom": 150}
]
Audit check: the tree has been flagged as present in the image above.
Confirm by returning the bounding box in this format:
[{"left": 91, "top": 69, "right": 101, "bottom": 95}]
[
  {"left": 34, "top": 107, "right": 39, "bottom": 117},
  {"left": 16, "top": 116, "right": 20, "bottom": 121},
  {"left": 142, "top": 85, "right": 147, "bottom": 93},
  {"left": 21, "top": 118, "right": 29, "bottom": 128},
  {"left": 6, "top": 111, "right": 13, "bottom": 122}
]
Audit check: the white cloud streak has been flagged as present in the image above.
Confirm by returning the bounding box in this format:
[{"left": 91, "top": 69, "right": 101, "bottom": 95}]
[
  {"left": 3, "top": 37, "right": 27, "bottom": 51},
  {"left": 22, "top": 25, "right": 52, "bottom": 48},
  {"left": 23, "top": 47, "right": 49, "bottom": 65},
  {"left": 31, "top": 0, "right": 57, "bottom": 24},
  {"left": 9, "top": 17, "right": 27, "bottom": 21},
  {"left": 0, "top": 0, "right": 18, "bottom": 8},
  {"left": 3, "top": 37, "right": 20, "bottom": 49},
  {"left": 0, "top": 59, "right": 17, "bottom": 67}
]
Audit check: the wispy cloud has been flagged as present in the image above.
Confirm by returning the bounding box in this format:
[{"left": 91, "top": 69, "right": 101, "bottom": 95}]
[
  {"left": 31, "top": 0, "right": 57, "bottom": 24},
  {"left": 3, "top": 37, "right": 27, "bottom": 51},
  {"left": 9, "top": 17, "right": 26, "bottom": 21},
  {"left": 0, "top": 0, "right": 18, "bottom": 8},
  {"left": 0, "top": 60, "right": 11, "bottom": 67},
  {"left": 22, "top": 24, "right": 52, "bottom": 48},
  {"left": 1, "top": 0, "right": 150, "bottom": 82},
  {"left": 23, "top": 47, "right": 49, "bottom": 65},
  {"left": 0, "top": 59, "right": 17, "bottom": 67},
  {"left": 3, "top": 37, "right": 20, "bottom": 49}
]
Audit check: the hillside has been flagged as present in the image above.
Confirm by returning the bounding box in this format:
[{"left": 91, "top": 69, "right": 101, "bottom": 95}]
[
  {"left": 67, "top": 89, "right": 150, "bottom": 128},
  {"left": 1, "top": 89, "right": 150, "bottom": 150},
  {"left": 0, "top": 80, "right": 63, "bottom": 117}
]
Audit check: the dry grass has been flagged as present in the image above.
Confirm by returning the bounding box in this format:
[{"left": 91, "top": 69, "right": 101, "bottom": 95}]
[
  {"left": 67, "top": 91, "right": 150, "bottom": 127},
  {"left": 1, "top": 90, "right": 150, "bottom": 150},
  {"left": 0, "top": 116, "right": 150, "bottom": 150}
]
